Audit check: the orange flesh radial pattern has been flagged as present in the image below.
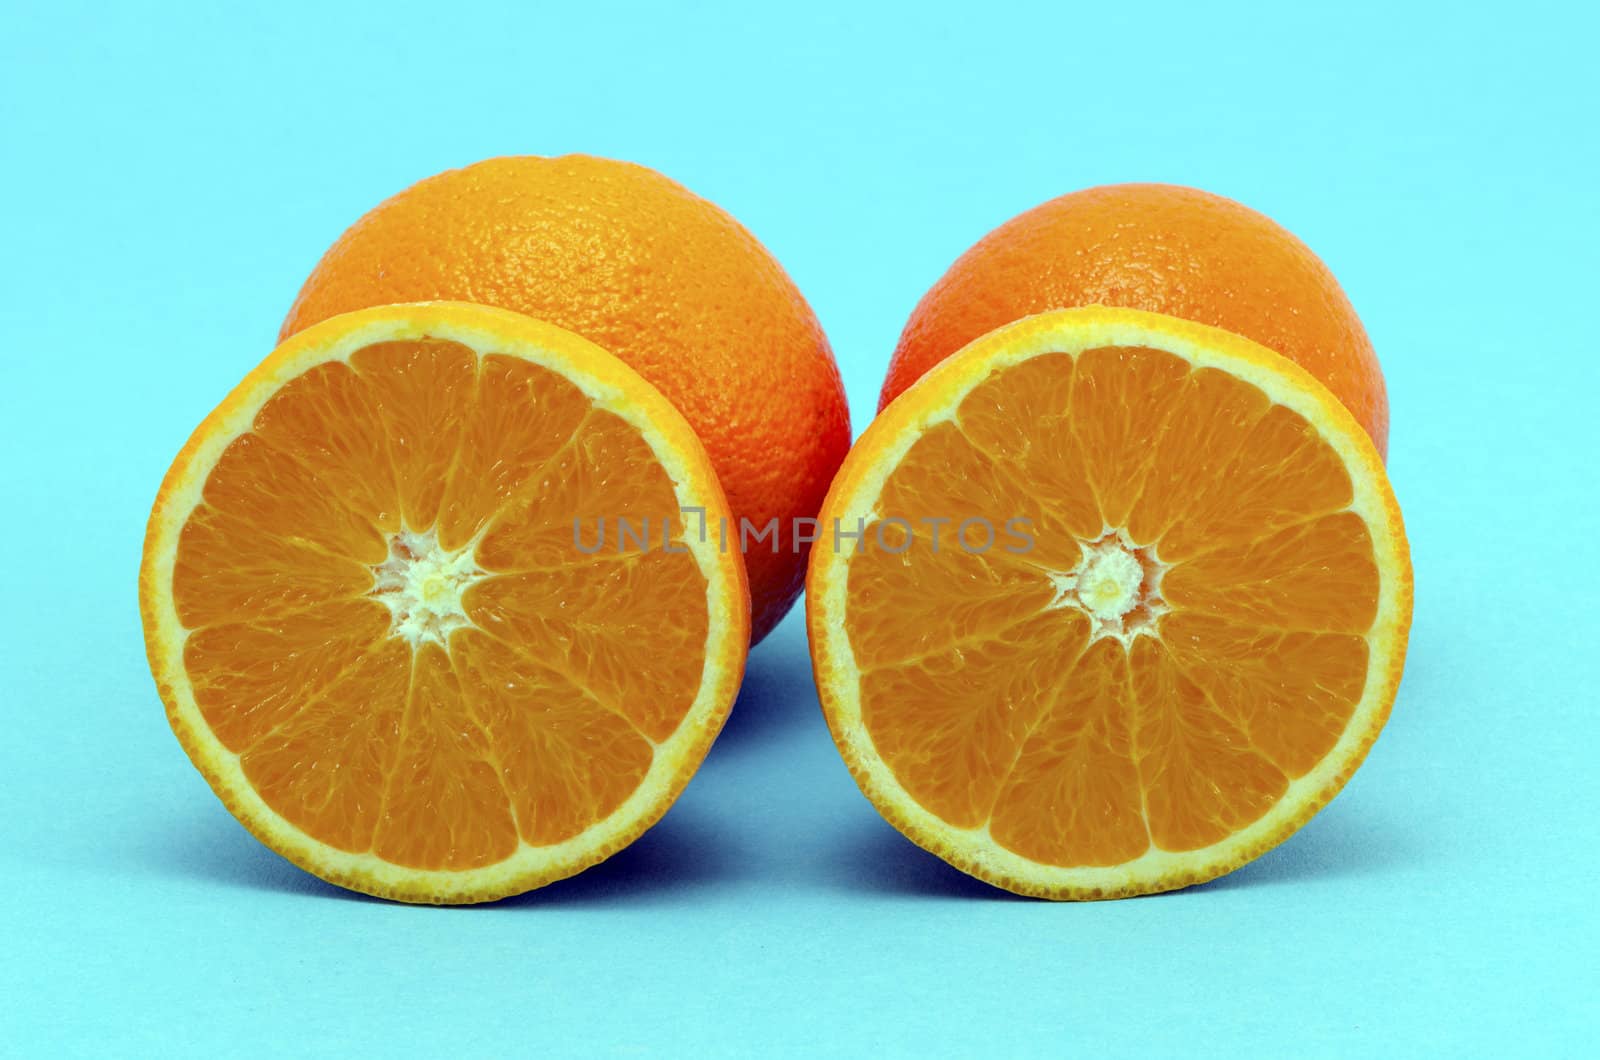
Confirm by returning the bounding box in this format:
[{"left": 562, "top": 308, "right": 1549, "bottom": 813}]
[
  {"left": 807, "top": 307, "right": 1412, "bottom": 898},
  {"left": 140, "top": 303, "right": 749, "bottom": 903}
]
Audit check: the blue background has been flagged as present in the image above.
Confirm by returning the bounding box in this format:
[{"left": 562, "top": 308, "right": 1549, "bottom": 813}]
[{"left": 3, "top": 1, "right": 1595, "bottom": 1054}]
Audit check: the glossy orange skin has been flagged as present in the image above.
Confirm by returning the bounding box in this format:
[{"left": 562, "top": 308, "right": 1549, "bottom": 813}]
[
  {"left": 881, "top": 184, "right": 1388, "bottom": 455},
  {"left": 282, "top": 155, "right": 850, "bottom": 642}
]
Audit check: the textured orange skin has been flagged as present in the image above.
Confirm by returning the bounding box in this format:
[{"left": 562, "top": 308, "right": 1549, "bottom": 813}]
[
  {"left": 881, "top": 183, "right": 1389, "bottom": 456},
  {"left": 282, "top": 155, "right": 850, "bottom": 643}
]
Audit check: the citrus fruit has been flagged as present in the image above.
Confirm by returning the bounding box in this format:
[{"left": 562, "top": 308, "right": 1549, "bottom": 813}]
[
  {"left": 280, "top": 154, "right": 850, "bottom": 642},
  {"left": 881, "top": 183, "right": 1389, "bottom": 455},
  {"left": 808, "top": 307, "right": 1412, "bottom": 898},
  {"left": 140, "top": 302, "right": 749, "bottom": 903}
]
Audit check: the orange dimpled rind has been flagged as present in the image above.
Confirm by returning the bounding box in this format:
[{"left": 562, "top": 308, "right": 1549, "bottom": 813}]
[{"left": 881, "top": 184, "right": 1389, "bottom": 455}]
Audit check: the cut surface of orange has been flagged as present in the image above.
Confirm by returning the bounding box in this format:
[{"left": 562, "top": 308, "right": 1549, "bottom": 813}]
[
  {"left": 140, "top": 303, "right": 748, "bottom": 903},
  {"left": 807, "top": 307, "right": 1411, "bottom": 898}
]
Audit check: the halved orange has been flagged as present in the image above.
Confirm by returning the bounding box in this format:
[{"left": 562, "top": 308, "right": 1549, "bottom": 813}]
[
  {"left": 140, "top": 302, "right": 748, "bottom": 903},
  {"left": 807, "top": 307, "right": 1412, "bottom": 898}
]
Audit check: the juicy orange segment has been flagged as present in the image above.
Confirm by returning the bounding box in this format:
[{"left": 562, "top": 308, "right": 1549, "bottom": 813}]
[
  {"left": 808, "top": 307, "right": 1411, "bottom": 898},
  {"left": 141, "top": 303, "right": 748, "bottom": 903}
]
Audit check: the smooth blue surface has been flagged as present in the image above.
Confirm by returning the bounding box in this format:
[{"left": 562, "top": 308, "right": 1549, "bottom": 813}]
[{"left": 3, "top": 1, "right": 1596, "bottom": 1055}]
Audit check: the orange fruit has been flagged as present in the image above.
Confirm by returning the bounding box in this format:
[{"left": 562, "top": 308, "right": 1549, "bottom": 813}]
[
  {"left": 808, "top": 308, "right": 1412, "bottom": 898},
  {"left": 881, "top": 183, "right": 1389, "bottom": 455},
  {"left": 281, "top": 154, "right": 850, "bottom": 642},
  {"left": 140, "top": 303, "right": 749, "bottom": 903}
]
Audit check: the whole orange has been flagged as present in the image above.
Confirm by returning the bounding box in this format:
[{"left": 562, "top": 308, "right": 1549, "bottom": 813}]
[
  {"left": 282, "top": 155, "right": 850, "bottom": 643},
  {"left": 880, "top": 183, "right": 1388, "bottom": 454}
]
